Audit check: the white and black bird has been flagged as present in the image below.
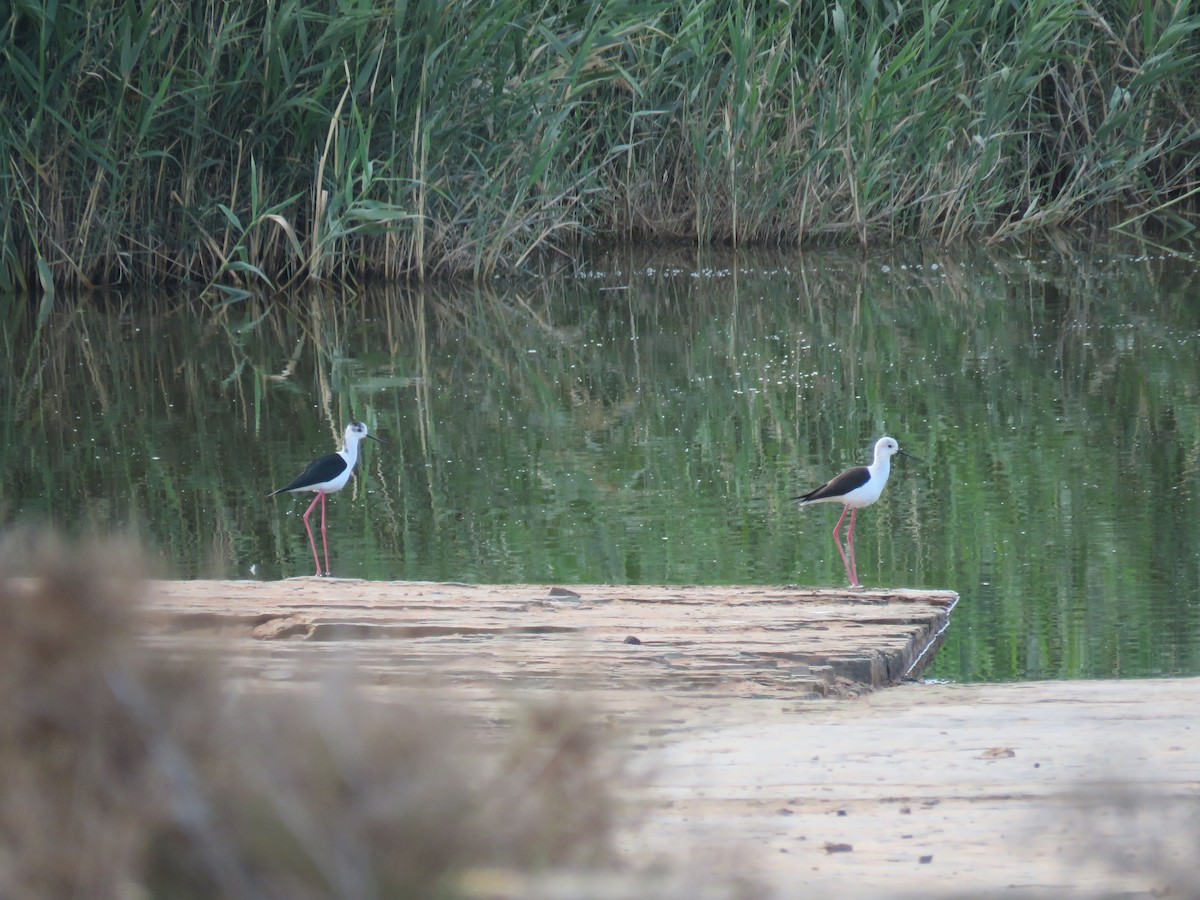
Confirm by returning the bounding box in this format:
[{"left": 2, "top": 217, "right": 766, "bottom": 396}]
[
  {"left": 269, "top": 421, "right": 383, "bottom": 576},
  {"left": 795, "top": 436, "right": 920, "bottom": 588}
]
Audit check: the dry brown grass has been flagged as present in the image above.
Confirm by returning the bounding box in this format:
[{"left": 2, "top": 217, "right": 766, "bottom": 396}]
[{"left": 0, "top": 530, "right": 624, "bottom": 898}]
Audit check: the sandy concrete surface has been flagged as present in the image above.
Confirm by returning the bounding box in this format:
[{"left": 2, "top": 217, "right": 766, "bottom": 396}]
[{"left": 625, "top": 678, "right": 1200, "bottom": 898}]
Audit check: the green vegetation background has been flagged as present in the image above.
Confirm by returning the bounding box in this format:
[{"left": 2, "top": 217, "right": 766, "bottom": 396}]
[{"left": 5, "top": 0, "right": 1200, "bottom": 294}]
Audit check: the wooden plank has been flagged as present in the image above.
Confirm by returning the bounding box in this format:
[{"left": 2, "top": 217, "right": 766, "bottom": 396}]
[{"left": 143, "top": 581, "right": 958, "bottom": 696}]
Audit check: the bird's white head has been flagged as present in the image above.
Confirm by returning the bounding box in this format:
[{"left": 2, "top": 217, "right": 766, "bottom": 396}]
[
  {"left": 872, "top": 436, "right": 920, "bottom": 466},
  {"left": 344, "top": 421, "right": 384, "bottom": 450}
]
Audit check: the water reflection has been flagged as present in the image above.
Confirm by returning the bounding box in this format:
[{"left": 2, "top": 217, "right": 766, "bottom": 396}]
[{"left": 2, "top": 239, "right": 1200, "bottom": 682}]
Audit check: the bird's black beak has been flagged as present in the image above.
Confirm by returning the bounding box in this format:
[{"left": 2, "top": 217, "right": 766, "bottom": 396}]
[
  {"left": 899, "top": 448, "right": 922, "bottom": 462},
  {"left": 366, "top": 434, "right": 385, "bottom": 446}
]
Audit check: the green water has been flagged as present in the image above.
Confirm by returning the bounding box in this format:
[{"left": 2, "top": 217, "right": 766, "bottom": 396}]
[{"left": 3, "top": 240, "right": 1199, "bottom": 682}]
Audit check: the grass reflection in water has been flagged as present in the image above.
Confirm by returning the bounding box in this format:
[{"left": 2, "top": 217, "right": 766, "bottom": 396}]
[{"left": 3, "top": 240, "right": 1200, "bottom": 681}]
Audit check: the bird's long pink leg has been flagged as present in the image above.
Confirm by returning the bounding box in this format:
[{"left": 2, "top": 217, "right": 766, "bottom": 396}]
[
  {"left": 845, "top": 507, "right": 861, "bottom": 588},
  {"left": 320, "top": 492, "right": 331, "bottom": 577},
  {"left": 831, "top": 505, "right": 853, "bottom": 586},
  {"left": 302, "top": 493, "right": 323, "bottom": 576}
]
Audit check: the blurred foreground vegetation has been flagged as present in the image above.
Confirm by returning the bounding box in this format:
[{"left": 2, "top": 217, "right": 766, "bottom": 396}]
[
  {"left": 4, "top": 0, "right": 1200, "bottom": 293},
  {"left": 0, "top": 531, "right": 625, "bottom": 897}
]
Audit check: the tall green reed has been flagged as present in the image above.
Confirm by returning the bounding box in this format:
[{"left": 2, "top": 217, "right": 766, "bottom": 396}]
[{"left": 3, "top": 0, "right": 1200, "bottom": 293}]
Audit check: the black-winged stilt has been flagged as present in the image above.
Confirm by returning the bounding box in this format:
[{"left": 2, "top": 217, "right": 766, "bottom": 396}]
[
  {"left": 269, "top": 421, "right": 383, "bottom": 576},
  {"left": 795, "top": 436, "right": 920, "bottom": 589}
]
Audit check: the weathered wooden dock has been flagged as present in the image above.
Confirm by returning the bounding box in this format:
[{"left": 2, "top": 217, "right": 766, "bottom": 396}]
[
  {"left": 134, "top": 581, "right": 1200, "bottom": 897},
  {"left": 144, "top": 581, "right": 957, "bottom": 697}
]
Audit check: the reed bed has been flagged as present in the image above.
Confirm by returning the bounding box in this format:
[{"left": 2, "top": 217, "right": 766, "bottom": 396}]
[{"left": 3, "top": 0, "right": 1200, "bottom": 292}]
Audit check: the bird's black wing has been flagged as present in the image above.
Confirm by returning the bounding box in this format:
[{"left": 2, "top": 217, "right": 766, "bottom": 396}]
[
  {"left": 794, "top": 466, "right": 870, "bottom": 503},
  {"left": 268, "top": 452, "right": 347, "bottom": 496}
]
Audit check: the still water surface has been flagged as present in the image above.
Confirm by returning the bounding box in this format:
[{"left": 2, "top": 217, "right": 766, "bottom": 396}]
[{"left": 3, "top": 240, "right": 1199, "bottom": 682}]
